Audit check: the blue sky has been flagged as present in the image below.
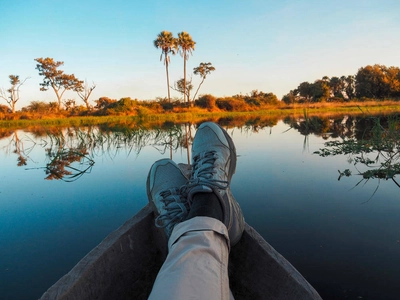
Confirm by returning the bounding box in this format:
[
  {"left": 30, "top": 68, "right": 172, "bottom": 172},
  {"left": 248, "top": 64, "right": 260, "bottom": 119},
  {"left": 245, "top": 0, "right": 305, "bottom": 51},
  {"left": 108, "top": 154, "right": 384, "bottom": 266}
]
[{"left": 1, "top": 0, "right": 399, "bottom": 109}]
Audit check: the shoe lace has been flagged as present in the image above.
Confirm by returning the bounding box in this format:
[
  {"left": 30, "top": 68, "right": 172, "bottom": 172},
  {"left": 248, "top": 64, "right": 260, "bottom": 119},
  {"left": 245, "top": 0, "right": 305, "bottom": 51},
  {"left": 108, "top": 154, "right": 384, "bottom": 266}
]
[
  {"left": 186, "top": 151, "right": 229, "bottom": 191},
  {"left": 155, "top": 187, "right": 189, "bottom": 236}
]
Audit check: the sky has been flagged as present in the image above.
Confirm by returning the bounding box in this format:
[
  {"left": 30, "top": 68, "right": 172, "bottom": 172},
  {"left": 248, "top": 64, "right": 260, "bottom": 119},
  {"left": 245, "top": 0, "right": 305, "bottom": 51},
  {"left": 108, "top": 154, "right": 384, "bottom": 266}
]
[{"left": 1, "top": 0, "right": 399, "bottom": 109}]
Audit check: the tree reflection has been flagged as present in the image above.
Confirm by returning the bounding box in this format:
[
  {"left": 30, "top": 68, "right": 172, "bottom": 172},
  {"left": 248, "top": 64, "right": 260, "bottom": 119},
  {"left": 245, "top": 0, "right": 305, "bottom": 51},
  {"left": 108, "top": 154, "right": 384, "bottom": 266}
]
[
  {"left": 2, "top": 113, "right": 399, "bottom": 185},
  {"left": 3, "top": 131, "right": 35, "bottom": 167},
  {"left": 44, "top": 145, "right": 94, "bottom": 181},
  {"left": 314, "top": 114, "right": 400, "bottom": 195}
]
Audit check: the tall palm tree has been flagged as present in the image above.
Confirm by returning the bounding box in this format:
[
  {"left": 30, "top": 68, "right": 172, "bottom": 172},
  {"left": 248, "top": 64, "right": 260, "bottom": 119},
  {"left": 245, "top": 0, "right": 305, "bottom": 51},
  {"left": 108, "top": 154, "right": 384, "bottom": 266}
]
[
  {"left": 177, "top": 32, "right": 196, "bottom": 105},
  {"left": 154, "top": 31, "right": 177, "bottom": 102}
]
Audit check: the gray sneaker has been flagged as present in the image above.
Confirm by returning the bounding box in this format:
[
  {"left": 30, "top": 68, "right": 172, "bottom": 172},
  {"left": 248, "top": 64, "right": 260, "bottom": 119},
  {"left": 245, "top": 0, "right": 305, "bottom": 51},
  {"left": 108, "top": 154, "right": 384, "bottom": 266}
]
[
  {"left": 186, "top": 122, "right": 245, "bottom": 246},
  {"left": 146, "top": 159, "right": 189, "bottom": 238}
]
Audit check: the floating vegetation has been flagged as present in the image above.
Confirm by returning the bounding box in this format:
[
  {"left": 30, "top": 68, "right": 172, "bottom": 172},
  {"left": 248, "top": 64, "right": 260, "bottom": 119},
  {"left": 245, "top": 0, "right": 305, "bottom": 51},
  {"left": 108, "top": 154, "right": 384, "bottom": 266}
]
[{"left": 314, "top": 114, "right": 400, "bottom": 198}]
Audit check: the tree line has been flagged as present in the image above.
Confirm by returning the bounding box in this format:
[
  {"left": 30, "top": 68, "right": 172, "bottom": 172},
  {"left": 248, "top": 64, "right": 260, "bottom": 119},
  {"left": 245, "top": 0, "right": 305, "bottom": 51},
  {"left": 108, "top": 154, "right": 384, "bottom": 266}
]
[
  {"left": 0, "top": 42, "right": 399, "bottom": 117},
  {"left": 282, "top": 64, "right": 400, "bottom": 104}
]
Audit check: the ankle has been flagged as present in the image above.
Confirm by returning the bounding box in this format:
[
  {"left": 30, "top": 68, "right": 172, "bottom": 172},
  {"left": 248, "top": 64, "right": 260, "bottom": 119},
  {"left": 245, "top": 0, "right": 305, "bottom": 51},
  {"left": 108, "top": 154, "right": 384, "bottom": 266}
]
[{"left": 187, "top": 192, "right": 223, "bottom": 222}]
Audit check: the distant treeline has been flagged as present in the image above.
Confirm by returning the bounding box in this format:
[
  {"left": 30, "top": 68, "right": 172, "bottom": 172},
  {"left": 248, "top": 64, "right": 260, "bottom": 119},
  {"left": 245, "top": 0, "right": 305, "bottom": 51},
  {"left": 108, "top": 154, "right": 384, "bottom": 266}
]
[
  {"left": 0, "top": 64, "right": 399, "bottom": 120},
  {"left": 282, "top": 64, "right": 400, "bottom": 104}
]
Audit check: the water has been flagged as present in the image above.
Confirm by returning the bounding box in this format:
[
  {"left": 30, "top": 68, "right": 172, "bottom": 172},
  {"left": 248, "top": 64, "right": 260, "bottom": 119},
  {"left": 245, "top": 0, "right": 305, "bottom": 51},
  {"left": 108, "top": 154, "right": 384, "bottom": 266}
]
[{"left": 0, "top": 116, "right": 399, "bottom": 299}]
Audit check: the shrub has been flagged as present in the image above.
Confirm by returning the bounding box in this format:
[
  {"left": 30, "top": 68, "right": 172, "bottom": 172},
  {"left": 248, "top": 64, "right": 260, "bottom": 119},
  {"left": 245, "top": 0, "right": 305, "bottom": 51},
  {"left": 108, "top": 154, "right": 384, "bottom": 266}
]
[
  {"left": 216, "top": 97, "right": 249, "bottom": 111},
  {"left": 142, "top": 100, "right": 164, "bottom": 113},
  {"left": 196, "top": 94, "right": 216, "bottom": 110},
  {"left": 106, "top": 97, "right": 138, "bottom": 115},
  {"left": 0, "top": 104, "right": 11, "bottom": 114},
  {"left": 94, "top": 97, "right": 117, "bottom": 110},
  {"left": 23, "top": 101, "right": 58, "bottom": 114}
]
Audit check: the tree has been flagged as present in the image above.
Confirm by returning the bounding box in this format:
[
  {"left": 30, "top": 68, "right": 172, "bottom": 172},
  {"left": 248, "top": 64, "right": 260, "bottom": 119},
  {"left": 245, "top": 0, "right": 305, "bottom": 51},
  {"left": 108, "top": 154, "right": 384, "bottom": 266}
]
[
  {"left": 0, "top": 75, "right": 29, "bottom": 113},
  {"left": 177, "top": 31, "right": 196, "bottom": 105},
  {"left": 35, "top": 57, "right": 84, "bottom": 110},
  {"left": 385, "top": 66, "right": 400, "bottom": 97},
  {"left": 192, "top": 62, "right": 215, "bottom": 102},
  {"left": 312, "top": 80, "right": 330, "bottom": 102},
  {"left": 344, "top": 75, "right": 356, "bottom": 100},
  {"left": 173, "top": 78, "right": 193, "bottom": 101},
  {"left": 282, "top": 90, "right": 297, "bottom": 105},
  {"left": 354, "top": 64, "right": 398, "bottom": 99},
  {"left": 296, "top": 81, "right": 313, "bottom": 102},
  {"left": 329, "top": 76, "right": 344, "bottom": 98},
  {"left": 78, "top": 80, "right": 96, "bottom": 110},
  {"left": 154, "top": 31, "right": 178, "bottom": 103}
]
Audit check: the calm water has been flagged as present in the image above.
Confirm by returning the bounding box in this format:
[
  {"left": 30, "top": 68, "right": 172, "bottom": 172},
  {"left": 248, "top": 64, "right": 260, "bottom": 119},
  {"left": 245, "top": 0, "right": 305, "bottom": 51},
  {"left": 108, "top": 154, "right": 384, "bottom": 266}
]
[{"left": 0, "top": 116, "right": 399, "bottom": 300}]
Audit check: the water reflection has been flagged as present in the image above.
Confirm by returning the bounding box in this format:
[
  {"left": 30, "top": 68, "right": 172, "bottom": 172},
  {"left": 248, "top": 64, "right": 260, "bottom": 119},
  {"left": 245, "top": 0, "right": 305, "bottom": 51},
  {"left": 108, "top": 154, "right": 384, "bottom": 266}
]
[
  {"left": 1, "top": 112, "right": 400, "bottom": 300},
  {"left": 314, "top": 115, "right": 400, "bottom": 196},
  {"left": 1, "top": 112, "right": 399, "bottom": 186}
]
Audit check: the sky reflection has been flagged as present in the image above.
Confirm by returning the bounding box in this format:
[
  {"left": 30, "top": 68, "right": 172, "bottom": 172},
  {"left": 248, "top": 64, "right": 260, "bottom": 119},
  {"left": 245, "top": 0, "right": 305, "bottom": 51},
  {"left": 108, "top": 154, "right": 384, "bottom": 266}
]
[{"left": 0, "top": 118, "right": 399, "bottom": 300}]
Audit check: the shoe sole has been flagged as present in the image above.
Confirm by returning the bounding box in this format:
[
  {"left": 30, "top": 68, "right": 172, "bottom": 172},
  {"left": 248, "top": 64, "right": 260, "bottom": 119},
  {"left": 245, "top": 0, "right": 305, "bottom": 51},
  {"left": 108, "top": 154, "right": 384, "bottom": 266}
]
[{"left": 146, "top": 158, "right": 172, "bottom": 217}]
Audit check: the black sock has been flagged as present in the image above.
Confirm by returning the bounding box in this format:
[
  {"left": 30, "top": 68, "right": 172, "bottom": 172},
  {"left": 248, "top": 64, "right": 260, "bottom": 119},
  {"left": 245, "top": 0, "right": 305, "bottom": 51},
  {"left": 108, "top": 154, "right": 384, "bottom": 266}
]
[{"left": 187, "top": 192, "right": 223, "bottom": 222}]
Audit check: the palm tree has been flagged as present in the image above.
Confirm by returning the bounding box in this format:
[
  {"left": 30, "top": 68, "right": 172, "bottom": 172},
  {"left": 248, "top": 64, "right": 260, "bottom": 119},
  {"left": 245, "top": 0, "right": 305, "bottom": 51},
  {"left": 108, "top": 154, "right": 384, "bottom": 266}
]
[
  {"left": 154, "top": 31, "right": 177, "bottom": 102},
  {"left": 177, "top": 31, "right": 196, "bottom": 105}
]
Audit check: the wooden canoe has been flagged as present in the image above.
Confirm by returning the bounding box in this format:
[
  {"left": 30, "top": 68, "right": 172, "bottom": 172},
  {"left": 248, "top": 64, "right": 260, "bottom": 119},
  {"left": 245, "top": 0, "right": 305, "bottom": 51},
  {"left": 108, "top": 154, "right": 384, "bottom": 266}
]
[{"left": 40, "top": 204, "right": 322, "bottom": 300}]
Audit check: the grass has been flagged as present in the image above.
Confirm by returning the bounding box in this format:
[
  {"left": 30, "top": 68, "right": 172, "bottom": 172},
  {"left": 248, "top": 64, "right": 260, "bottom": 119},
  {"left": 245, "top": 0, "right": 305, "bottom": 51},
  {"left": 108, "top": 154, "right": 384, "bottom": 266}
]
[{"left": 1, "top": 101, "right": 399, "bottom": 130}]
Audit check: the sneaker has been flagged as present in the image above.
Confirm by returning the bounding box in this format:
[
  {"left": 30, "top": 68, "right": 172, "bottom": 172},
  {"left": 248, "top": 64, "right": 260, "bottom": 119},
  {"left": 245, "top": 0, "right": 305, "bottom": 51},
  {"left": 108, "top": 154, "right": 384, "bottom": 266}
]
[
  {"left": 186, "top": 122, "right": 245, "bottom": 246},
  {"left": 146, "top": 159, "right": 189, "bottom": 238}
]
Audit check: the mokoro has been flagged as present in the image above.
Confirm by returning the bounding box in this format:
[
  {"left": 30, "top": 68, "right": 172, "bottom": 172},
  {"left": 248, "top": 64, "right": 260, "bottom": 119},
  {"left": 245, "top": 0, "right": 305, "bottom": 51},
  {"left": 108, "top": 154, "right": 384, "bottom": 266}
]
[{"left": 40, "top": 204, "right": 322, "bottom": 300}]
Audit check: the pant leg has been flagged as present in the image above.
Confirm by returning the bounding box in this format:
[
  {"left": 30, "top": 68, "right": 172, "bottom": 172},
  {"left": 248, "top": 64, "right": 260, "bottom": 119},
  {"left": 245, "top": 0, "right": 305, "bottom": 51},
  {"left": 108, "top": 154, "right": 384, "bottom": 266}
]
[{"left": 148, "top": 216, "right": 234, "bottom": 300}]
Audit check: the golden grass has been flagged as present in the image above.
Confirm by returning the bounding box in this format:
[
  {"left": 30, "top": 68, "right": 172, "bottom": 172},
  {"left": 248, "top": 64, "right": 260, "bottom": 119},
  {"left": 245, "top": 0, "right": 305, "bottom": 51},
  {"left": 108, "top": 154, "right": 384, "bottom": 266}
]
[{"left": 1, "top": 102, "right": 399, "bottom": 130}]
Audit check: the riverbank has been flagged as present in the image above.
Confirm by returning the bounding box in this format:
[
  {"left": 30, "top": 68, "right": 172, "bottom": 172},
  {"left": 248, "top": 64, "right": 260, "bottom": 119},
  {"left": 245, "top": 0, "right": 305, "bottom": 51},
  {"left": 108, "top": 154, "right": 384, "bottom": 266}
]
[{"left": 0, "top": 101, "right": 399, "bottom": 130}]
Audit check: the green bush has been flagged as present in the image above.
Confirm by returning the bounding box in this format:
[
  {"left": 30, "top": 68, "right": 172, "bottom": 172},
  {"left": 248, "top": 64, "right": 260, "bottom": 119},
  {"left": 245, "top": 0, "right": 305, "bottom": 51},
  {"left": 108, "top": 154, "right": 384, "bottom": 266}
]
[{"left": 106, "top": 97, "right": 138, "bottom": 115}]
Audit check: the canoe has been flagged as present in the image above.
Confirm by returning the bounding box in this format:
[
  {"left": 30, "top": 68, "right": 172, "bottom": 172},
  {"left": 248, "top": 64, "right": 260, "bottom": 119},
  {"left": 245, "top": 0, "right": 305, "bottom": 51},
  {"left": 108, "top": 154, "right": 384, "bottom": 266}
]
[{"left": 40, "top": 204, "right": 322, "bottom": 300}]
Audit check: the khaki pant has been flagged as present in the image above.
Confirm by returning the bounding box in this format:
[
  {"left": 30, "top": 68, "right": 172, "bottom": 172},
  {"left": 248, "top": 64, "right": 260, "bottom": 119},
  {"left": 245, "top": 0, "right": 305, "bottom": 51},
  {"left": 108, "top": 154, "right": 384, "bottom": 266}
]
[{"left": 149, "top": 216, "right": 234, "bottom": 300}]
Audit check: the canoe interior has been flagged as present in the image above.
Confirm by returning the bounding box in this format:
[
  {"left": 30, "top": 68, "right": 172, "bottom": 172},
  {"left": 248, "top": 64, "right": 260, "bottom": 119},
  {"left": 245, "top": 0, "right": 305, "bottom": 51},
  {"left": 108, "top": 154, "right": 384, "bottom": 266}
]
[{"left": 40, "top": 204, "right": 321, "bottom": 300}]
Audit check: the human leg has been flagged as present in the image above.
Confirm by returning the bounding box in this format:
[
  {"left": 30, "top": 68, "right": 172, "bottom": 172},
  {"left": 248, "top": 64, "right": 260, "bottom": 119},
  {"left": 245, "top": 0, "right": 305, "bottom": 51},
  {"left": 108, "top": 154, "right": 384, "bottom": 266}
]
[
  {"left": 147, "top": 122, "right": 244, "bottom": 299},
  {"left": 148, "top": 217, "right": 232, "bottom": 300}
]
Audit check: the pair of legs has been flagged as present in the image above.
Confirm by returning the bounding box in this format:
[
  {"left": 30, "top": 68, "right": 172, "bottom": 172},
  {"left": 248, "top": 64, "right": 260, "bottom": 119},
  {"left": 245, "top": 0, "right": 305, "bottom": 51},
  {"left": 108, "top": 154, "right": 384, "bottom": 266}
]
[{"left": 146, "top": 122, "right": 244, "bottom": 300}]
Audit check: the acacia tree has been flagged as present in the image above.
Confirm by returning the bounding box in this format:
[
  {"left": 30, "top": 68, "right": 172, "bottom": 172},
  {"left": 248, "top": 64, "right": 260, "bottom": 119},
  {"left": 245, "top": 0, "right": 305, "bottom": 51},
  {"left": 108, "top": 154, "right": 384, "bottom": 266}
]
[
  {"left": 0, "top": 75, "right": 29, "bottom": 113},
  {"left": 78, "top": 80, "right": 96, "bottom": 110},
  {"left": 35, "top": 57, "right": 84, "bottom": 110},
  {"left": 192, "top": 62, "right": 215, "bottom": 102},
  {"left": 154, "top": 31, "right": 177, "bottom": 103},
  {"left": 177, "top": 31, "right": 196, "bottom": 105}
]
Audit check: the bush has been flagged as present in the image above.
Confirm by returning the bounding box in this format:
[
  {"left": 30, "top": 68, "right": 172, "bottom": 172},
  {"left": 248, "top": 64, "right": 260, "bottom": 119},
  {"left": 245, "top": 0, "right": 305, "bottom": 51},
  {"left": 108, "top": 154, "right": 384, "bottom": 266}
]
[
  {"left": 142, "top": 100, "right": 164, "bottom": 113},
  {"left": 23, "top": 101, "right": 58, "bottom": 113},
  {"left": 196, "top": 94, "right": 216, "bottom": 110},
  {"left": 0, "top": 104, "right": 11, "bottom": 114},
  {"left": 216, "top": 97, "right": 249, "bottom": 111},
  {"left": 106, "top": 97, "right": 138, "bottom": 115}
]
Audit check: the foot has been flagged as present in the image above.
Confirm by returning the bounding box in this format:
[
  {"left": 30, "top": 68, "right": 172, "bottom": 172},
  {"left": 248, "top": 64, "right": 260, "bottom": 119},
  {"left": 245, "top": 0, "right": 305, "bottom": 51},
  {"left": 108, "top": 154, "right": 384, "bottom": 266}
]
[
  {"left": 186, "top": 122, "right": 245, "bottom": 246},
  {"left": 146, "top": 159, "right": 189, "bottom": 238}
]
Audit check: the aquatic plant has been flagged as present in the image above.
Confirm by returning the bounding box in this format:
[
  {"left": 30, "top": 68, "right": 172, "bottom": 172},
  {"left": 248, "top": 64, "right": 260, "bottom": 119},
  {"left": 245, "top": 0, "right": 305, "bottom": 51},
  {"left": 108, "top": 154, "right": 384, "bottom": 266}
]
[{"left": 314, "top": 115, "right": 400, "bottom": 197}]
